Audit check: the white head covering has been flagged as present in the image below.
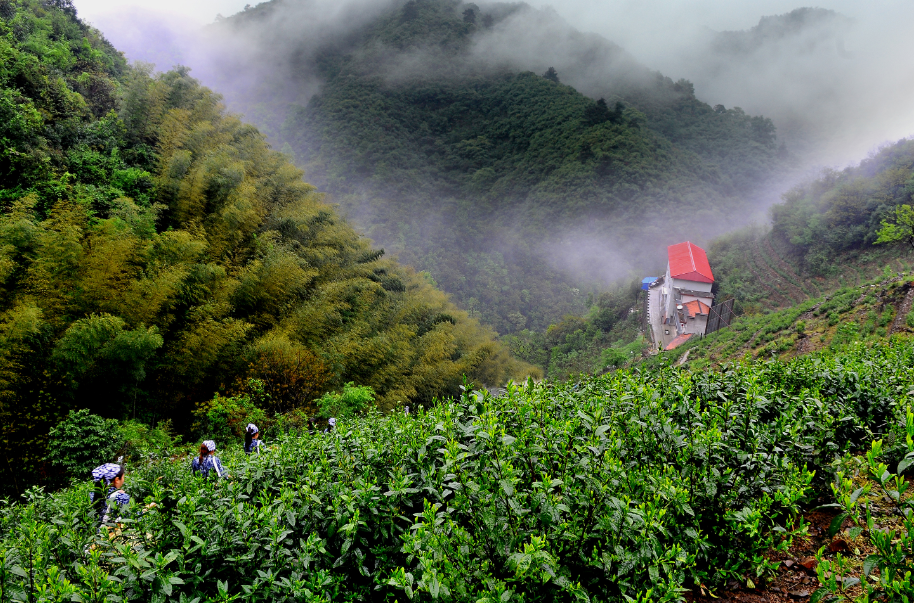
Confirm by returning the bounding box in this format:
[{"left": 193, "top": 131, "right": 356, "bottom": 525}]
[
  {"left": 202, "top": 440, "right": 216, "bottom": 452},
  {"left": 246, "top": 423, "right": 259, "bottom": 434},
  {"left": 328, "top": 418, "right": 336, "bottom": 426},
  {"left": 92, "top": 463, "right": 122, "bottom": 483}
]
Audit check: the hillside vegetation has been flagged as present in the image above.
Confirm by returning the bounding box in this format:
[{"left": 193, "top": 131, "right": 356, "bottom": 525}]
[
  {"left": 2, "top": 339, "right": 913, "bottom": 601},
  {"left": 501, "top": 138, "right": 914, "bottom": 380},
  {"left": 650, "top": 274, "right": 914, "bottom": 374},
  {"left": 198, "top": 0, "right": 790, "bottom": 334},
  {"left": 0, "top": 0, "right": 532, "bottom": 496}
]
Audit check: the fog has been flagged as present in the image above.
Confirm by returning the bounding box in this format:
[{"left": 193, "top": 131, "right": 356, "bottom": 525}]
[
  {"left": 71, "top": 0, "right": 914, "bottom": 318},
  {"left": 590, "top": 0, "right": 914, "bottom": 168},
  {"left": 76, "top": 0, "right": 914, "bottom": 169}
]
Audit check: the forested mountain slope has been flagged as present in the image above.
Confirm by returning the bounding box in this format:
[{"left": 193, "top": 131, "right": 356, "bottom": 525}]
[
  {"left": 0, "top": 0, "right": 531, "bottom": 492},
  {"left": 710, "top": 138, "right": 914, "bottom": 310},
  {"left": 504, "top": 138, "right": 914, "bottom": 380},
  {"left": 193, "top": 0, "right": 791, "bottom": 334}
]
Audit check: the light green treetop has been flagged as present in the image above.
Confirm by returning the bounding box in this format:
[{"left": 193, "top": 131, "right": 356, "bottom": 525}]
[{"left": 876, "top": 204, "right": 914, "bottom": 250}]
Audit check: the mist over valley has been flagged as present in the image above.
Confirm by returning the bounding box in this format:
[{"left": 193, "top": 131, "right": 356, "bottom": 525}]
[
  {"left": 5, "top": 4, "right": 914, "bottom": 597},
  {"left": 70, "top": 0, "right": 914, "bottom": 352}
]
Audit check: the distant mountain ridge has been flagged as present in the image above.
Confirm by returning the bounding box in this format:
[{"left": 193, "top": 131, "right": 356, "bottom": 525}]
[
  {"left": 712, "top": 8, "right": 851, "bottom": 55},
  {"left": 193, "top": 0, "right": 790, "bottom": 334}
]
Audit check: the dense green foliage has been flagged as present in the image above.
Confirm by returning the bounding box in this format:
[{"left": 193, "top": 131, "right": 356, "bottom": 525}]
[
  {"left": 203, "top": 0, "right": 789, "bottom": 334},
  {"left": 47, "top": 409, "right": 122, "bottom": 483},
  {"left": 316, "top": 382, "right": 376, "bottom": 420},
  {"left": 877, "top": 203, "right": 914, "bottom": 251},
  {"left": 46, "top": 409, "right": 180, "bottom": 485},
  {"left": 773, "top": 140, "right": 914, "bottom": 274},
  {"left": 2, "top": 340, "right": 914, "bottom": 601},
  {"left": 502, "top": 281, "right": 645, "bottom": 380},
  {"left": 0, "top": 0, "right": 533, "bottom": 496},
  {"left": 813, "top": 426, "right": 914, "bottom": 602}
]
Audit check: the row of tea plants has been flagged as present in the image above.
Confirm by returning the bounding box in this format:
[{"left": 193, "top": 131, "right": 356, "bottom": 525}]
[{"left": 1, "top": 340, "right": 913, "bottom": 602}]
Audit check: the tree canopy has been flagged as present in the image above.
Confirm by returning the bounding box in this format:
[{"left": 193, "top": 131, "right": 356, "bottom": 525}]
[{"left": 0, "top": 0, "right": 534, "bottom": 494}]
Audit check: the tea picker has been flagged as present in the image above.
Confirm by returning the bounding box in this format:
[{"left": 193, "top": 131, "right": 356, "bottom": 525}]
[
  {"left": 90, "top": 463, "right": 129, "bottom": 525},
  {"left": 192, "top": 440, "right": 226, "bottom": 478},
  {"left": 244, "top": 423, "right": 263, "bottom": 454}
]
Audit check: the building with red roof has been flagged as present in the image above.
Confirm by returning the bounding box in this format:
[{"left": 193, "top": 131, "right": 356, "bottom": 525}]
[
  {"left": 667, "top": 242, "right": 714, "bottom": 284},
  {"left": 658, "top": 241, "right": 716, "bottom": 342}
]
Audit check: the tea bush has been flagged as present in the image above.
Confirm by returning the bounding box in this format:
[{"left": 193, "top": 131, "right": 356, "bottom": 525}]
[
  {"left": 2, "top": 341, "right": 914, "bottom": 602},
  {"left": 316, "top": 382, "right": 377, "bottom": 419},
  {"left": 47, "top": 409, "right": 123, "bottom": 483}
]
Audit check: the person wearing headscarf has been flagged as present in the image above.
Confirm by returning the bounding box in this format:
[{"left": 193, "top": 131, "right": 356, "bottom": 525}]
[
  {"left": 244, "top": 423, "right": 263, "bottom": 454},
  {"left": 324, "top": 417, "right": 336, "bottom": 433},
  {"left": 90, "top": 463, "right": 129, "bottom": 525},
  {"left": 191, "top": 440, "right": 225, "bottom": 478}
]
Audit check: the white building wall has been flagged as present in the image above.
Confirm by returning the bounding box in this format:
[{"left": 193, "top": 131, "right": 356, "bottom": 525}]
[
  {"left": 669, "top": 278, "right": 713, "bottom": 293},
  {"left": 682, "top": 314, "right": 709, "bottom": 336}
]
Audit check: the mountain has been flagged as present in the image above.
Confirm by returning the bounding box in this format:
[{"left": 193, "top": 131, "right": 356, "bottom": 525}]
[
  {"left": 710, "top": 138, "right": 914, "bottom": 309},
  {"left": 0, "top": 0, "right": 533, "bottom": 494},
  {"left": 643, "top": 6, "right": 914, "bottom": 168},
  {"left": 647, "top": 137, "right": 914, "bottom": 369},
  {"left": 504, "top": 137, "right": 914, "bottom": 379},
  {"left": 181, "top": 0, "right": 791, "bottom": 334}
]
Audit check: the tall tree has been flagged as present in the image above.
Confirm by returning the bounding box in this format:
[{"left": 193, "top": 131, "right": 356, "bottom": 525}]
[{"left": 877, "top": 204, "right": 914, "bottom": 250}]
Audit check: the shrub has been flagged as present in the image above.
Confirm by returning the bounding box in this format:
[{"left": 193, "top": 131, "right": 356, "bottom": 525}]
[
  {"left": 192, "top": 381, "right": 269, "bottom": 444},
  {"left": 833, "top": 321, "right": 859, "bottom": 347},
  {"left": 316, "top": 382, "right": 376, "bottom": 419},
  {"left": 47, "top": 409, "right": 123, "bottom": 482},
  {"left": 116, "top": 420, "right": 181, "bottom": 464},
  {"left": 599, "top": 336, "right": 643, "bottom": 370},
  {"left": 245, "top": 346, "right": 333, "bottom": 414},
  {"left": 879, "top": 308, "right": 894, "bottom": 327}
]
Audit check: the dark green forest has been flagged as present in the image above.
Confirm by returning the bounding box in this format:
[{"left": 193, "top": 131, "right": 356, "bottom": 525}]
[
  {"left": 0, "top": 0, "right": 533, "bottom": 494},
  {"left": 201, "top": 0, "right": 790, "bottom": 334}
]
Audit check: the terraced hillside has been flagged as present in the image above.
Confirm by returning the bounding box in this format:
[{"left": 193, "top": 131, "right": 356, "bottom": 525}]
[
  {"left": 709, "top": 138, "right": 914, "bottom": 318},
  {"left": 648, "top": 272, "right": 914, "bottom": 372}
]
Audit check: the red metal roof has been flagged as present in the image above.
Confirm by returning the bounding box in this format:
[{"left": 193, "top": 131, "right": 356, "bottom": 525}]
[
  {"left": 683, "top": 300, "right": 710, "bottom": 317},
  {"left": 664, "top": 333, "right": 693, "bottom": 351},
  {"left": 667, "top": 241, "right": 714, "bottom": 283}
]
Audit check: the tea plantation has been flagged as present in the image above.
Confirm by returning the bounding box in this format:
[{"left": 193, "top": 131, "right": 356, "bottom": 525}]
[{"left": 2, "top": 341, "right": 914, "bottom": 602}]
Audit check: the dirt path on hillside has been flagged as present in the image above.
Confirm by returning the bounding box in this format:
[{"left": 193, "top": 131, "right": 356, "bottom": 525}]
[
  {"left": 763, "top": 237, "right": 817, "bottom": 297},
  {"left": 889, "top": 283, "right": 914, "bottom": 334},
  {"left": 755, "top": 240, "right": 807, "bottom": 304}
]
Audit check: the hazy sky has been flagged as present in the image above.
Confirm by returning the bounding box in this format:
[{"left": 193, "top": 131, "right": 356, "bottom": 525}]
[
  {"left": 72, "top": 0, "right": 875, "bottom": 31},
  {"left": 74, "top": 0, "right": 248, "bottom": 24},
  {"left": 73, "top": 0, "right": 914, "bottom": 169}
]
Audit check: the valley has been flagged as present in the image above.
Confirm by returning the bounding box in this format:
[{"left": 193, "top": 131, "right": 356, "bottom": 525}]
[{"left": 1, "top": 0, "right": 913, "bottom": 600}]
